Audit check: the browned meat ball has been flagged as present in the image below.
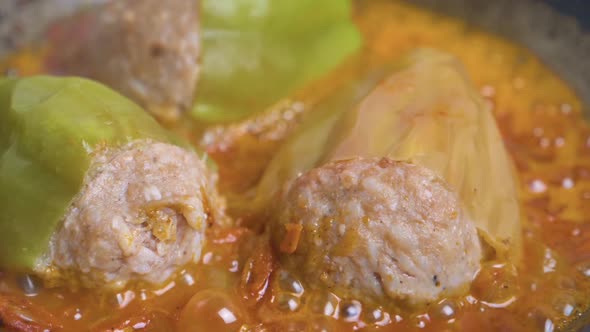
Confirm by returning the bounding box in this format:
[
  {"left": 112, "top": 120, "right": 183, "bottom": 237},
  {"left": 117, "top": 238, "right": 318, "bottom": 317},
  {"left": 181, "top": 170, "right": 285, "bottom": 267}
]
[
  {"left": 46, "top": 0, "right": 201, "bottom": 122},
  {"left": 272, "top": 157, "right": 482, "bottom": 306},
  {"left": 36, "top": 141, "right": 225, "bottom": 287}
]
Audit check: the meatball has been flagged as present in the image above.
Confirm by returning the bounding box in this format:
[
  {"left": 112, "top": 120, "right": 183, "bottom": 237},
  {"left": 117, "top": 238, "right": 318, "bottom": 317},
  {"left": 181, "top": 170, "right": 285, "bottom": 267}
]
[
  {"left": 272, "top": 157, "right": 482, "bottom": 306},
  {"left": 37, "top": 141, "right": 225, "bottom": 287},
  {"left": 46, "top": 0, "right": 201, "bottom": 122}
]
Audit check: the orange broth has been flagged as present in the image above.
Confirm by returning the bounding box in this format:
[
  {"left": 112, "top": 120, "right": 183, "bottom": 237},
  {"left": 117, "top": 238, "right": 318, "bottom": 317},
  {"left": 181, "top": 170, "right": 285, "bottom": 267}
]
[{"left": 1, "top": 1, "right": 590, "bottom": 331}]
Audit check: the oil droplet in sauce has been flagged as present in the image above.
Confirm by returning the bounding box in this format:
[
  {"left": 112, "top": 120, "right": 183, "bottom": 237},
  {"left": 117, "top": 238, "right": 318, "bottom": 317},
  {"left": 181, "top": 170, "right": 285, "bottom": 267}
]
[{"left": 1, "top": 1, "right": 590, "bottom": 331}]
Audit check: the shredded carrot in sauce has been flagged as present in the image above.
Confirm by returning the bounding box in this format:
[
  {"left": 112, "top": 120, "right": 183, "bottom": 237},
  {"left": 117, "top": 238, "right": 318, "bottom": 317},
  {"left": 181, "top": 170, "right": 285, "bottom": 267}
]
[{"left": 280, "top": 223, "right": 303, "bottom": 254}]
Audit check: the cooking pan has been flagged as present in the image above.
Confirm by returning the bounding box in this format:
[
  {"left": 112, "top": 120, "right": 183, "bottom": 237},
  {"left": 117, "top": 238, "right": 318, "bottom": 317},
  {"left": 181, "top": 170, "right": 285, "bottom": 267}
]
[{"left": 0, "top": 0, "right": 588, "bottom": 331}]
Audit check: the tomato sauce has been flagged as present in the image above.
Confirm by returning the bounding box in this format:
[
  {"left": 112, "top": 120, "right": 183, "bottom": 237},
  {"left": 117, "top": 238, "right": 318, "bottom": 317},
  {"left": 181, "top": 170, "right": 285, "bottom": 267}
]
[{"left": 1, "top": 1, "right": 590, "bottom": 331}]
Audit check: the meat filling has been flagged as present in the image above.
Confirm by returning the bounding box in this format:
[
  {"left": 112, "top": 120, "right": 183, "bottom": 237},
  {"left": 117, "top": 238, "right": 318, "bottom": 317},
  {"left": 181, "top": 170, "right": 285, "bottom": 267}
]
[
  {"left": 37, "top": 141, "right": 224, "bottom": 287},
  {"left": 272, "top": 157, "right": 482, "bottom": 306},
  {"left": 47, "top": 0, "right": 201, "bottom": 122}
]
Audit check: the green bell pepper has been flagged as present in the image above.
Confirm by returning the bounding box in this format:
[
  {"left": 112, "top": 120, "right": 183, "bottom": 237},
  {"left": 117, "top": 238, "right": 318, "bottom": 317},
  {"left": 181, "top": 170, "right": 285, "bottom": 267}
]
[
  {"left": 201, "top": 0, "right": 352, "bottom": 38},
  {"left": 0, "top": 76, "right": 177, "bottom": 270},
  {"left": 192, "top": 0, "right": 362, "bottom": 124}
]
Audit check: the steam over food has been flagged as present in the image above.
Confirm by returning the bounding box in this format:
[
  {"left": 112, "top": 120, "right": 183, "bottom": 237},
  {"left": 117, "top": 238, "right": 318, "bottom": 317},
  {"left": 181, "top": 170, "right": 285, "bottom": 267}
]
[{"left": 0, "top": 76, "right": 224, "bottom": 287}]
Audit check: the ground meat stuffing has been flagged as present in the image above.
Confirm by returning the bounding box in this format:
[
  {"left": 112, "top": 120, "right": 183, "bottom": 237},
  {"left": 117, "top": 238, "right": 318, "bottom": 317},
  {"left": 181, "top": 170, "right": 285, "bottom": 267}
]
[
  {"left": 46, "top": 0, "right": 201, "bottom": 122},
  {"left": 37, "top": 141, "right": 225, "bottom": 287},
  {"left": 272, "top": 157, "right": 482, "bottom": 306}
]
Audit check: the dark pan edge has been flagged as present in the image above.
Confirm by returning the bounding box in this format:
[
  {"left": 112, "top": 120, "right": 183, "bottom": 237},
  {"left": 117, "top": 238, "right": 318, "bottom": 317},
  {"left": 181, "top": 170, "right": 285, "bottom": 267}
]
[{"left": 402, "top": 0, "right": 590, "bottom": 115}]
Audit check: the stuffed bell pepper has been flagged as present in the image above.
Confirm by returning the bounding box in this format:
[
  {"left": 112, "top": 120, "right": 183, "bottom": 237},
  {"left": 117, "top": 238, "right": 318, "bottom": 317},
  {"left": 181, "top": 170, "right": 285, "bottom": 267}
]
[{"left": 0, "top": 76, "right": 225, "bottom": 288}]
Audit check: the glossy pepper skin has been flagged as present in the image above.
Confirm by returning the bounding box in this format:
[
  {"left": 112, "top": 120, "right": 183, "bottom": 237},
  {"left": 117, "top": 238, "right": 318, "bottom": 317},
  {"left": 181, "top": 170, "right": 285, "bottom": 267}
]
[
  {"left": 0, "top": 76, "right": 176, "bottom": 271},
  {"left": 192, "top": 0, "right": 362, "bottom": 123}
]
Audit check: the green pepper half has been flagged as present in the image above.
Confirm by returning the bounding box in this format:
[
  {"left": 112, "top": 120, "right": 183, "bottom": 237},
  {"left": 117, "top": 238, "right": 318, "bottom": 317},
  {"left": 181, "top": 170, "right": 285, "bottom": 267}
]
[
  {"left": 192, "top": 0, "right": 362, "bottom": 123},
  {"left": 0, "top": 76, "right": 178, "bottom": 270}
]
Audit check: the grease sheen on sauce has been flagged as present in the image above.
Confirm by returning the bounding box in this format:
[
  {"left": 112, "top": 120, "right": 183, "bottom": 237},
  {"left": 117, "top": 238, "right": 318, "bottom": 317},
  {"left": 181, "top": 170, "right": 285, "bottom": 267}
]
[{"left": 1, "top": 1, "right": 590, "bottom": 331}]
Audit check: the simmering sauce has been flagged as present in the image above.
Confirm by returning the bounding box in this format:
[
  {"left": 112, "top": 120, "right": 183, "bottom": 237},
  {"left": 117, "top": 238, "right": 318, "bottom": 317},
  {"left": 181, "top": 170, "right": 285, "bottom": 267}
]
[{"left": 1, "top": 1, "right": 589, "bottom": 331}]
